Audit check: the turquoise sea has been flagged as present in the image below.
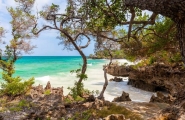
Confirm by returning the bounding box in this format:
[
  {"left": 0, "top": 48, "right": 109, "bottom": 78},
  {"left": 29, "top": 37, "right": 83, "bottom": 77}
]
[
  {"left": 14, "top": 56, "right": 105, "bottom": 78},
  {"left": 1, "top": 56, "right": 154, "bottom": 102}
]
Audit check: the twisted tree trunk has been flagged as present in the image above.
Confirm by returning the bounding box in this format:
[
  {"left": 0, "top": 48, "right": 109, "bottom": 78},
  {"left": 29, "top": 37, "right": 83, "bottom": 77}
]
[
  {"left": 98, "top": 66, "right": 108, "bottom": 100},
  {"left": 176, "top": 20, "right": 185, "bottom": 64},
  {"left": 69, "top": 39, "right": 87, "bottom": 97}
]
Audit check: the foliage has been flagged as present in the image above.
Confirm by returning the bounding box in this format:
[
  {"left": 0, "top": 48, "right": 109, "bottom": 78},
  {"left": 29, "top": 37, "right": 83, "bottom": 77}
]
[
  {"left": 68, "top": 110, "right": 92, "bottom": 120},
  {"left": 120, "top": 17, "right": 180, "bottom": 66},
  {"left": 67, "top": 81, "right": 85, "bottom": 99},
  {"left": 0, "top": 75, "right": 34, "bottom": 97},
  {"left": 70, "top": 68, "right": 88, "bottom": 80},
  {"left": 8, "top": 100, "right": 32, "bottom": 112},
  {"left": 68, "top": 68, "right": 89, "bottom": 99}
]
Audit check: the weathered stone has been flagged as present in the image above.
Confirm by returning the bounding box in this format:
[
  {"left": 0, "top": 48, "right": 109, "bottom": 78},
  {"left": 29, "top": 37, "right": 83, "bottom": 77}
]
[
  {"left": 112, "top": 91, "right": 131, "bottom": 102},
  {"left": 109, "top": 77, "right": 123, "bottom": 82},
  {"left": 45, "top": 81, "right": 51, "bottom": 90},
  {"left": 150, "top": 92, "right": 175, "bottom": 104},
  {"left": 83, "top": 102, "right": 93, "bottom": 108},
  {"left": 103, "top": 114, "right": 126, "bottom": 120},
  {"left": 93, "top": 98, "right": 104, "bottom": 109},
  {"left": 85, "top": 95, "right": 95, "bottom": 102}
]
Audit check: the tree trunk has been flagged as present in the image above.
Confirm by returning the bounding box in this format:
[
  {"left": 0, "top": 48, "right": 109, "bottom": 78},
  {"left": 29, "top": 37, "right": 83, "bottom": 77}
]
[
  {"left": 62, "top": 31, "right": 87, "bottom": 96},
  {"left": 125, "top": 0, "right": 185, "bottom": 20},
  {"left": 98, "top": 66, "right": 108, "bottom": 100},
  {"left": 176, "top": 20, "right": 185, "bottom": 65},
  {"left": 70, "top": 39, "right": 87, "bottom": 96}
]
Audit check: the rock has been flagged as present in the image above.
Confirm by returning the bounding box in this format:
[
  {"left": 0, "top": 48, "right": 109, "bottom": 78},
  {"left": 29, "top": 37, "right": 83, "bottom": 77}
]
[
  {"left": 107, "top": 63, "right": 185, "bottom": 96},
  {"left": 30, "top": 84, "right": 44, "bottom": 99},
  {"left": 157, "top": 106, "right": 185, "bottom": 120},
  {"left": 150, "top": 92, "right": 175, "bottom": 104},
  {"left": 83, "top": 102, "right": 93, "bottom": 108},
  {"left": 45, "top": 81, "right": 51, "bottom": 90},
  {"left": 112, "top": 91, "right": 131, "bottom": 102},
  {"left": 103, "top": 114, "right": 126, "bottom": 120},
  {"left": 93, "top": 98, "right": 104, "bottom": 109},
  {"left": 109, "top": 77, "right": 123, "bottom": 82},
  {"left": 85, "top": 95, "right": 95, "bottom": 102}
]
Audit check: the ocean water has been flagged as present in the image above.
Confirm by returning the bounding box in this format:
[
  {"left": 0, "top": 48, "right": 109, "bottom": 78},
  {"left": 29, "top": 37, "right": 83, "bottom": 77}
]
[{"left": 0, "top": 56, "right": 154, "bottom": 102}]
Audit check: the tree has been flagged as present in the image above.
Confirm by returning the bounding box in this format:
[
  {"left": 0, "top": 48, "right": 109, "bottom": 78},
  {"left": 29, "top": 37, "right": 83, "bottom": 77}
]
[
  {"left": 0, "top": 4, "right": 36, "bottom": 97},
  {"left": 76, "top": 0, "right": 185, "bottom": 65},
  {"left": 15, "top": 0, "right": 92, "bottom": 97},
  {"left": 124, "top": 0, "right": 185, "bottom": 64}
]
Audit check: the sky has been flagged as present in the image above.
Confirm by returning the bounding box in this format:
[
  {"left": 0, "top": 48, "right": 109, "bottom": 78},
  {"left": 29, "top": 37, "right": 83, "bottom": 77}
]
[{"left": 0, "top": 0, "right": 95, "bottom": 56}]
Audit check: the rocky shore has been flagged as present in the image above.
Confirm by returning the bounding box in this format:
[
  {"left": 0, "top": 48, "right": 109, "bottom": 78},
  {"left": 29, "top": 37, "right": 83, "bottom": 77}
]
[
  {"left": 1, "top": 62, "right": 185, "bottom": 119},
  {"left": 107, "top": 62, "right": 185, "bottom": 95},
  {"left": 106, "top": 62, "right": 185, "bottom": 119},
  {"left": 1, "top": 81, "right": 183, "bottom": 120}
]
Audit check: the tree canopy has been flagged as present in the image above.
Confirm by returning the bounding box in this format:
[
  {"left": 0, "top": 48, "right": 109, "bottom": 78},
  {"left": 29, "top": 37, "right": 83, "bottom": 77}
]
[{"left": 69, "top": 0, "right": 184, "bottom": 65}]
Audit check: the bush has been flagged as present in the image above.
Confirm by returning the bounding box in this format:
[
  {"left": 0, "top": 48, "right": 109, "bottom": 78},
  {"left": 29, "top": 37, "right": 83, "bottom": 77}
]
[{"left": 0, "top": 72, "right": 34, "bottom": 97}]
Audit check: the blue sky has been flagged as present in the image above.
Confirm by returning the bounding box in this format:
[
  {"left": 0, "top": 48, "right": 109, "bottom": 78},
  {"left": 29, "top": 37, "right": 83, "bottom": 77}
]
[{"left": 0, "top": 0, "right": 95, "bottom": 56}]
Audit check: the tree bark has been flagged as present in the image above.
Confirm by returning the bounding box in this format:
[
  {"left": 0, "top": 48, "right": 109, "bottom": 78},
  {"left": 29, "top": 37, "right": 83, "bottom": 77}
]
[
  {"left": 176, "top": 20, "right": 185, "bottom": 64},
  {"left": 71, "top": 41, "right": 87, "bottom": 84},
  {"left": 69, "top": 39, "right": 87, "bottom": 96},
  {"left": 98, "top": 66, "right": 108, "bottom": 100},
  {"left": 125, "top": 0, "right": 185, "bottom": 20}
]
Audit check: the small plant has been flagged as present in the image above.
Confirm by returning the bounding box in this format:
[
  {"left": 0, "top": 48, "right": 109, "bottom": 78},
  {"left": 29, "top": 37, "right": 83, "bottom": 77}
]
[
  {"left": 68, "top": 68, "right": 88, "bottom": 99},
  {"left": 68, "top": 110, "right": 92, "bottom": 120},
  {"left": 8, "top": 100, "right": 31, "bottom": 112},
  {"left": 67, "top": 81, "right": 85, "bottom": 99},
  {"left": 148, "top": 56, "right": 156, "bottom": 65},
  {"left": 44, "top": 89, "right": 51, "bottom": 95}
]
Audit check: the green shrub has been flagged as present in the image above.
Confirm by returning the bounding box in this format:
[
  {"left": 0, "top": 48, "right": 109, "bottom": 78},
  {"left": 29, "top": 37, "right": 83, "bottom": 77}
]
[
  {"left": 0, "top": 72, "right": 34, "bottom": 97},
  {"left": 68, "top": 81, "right": 85, "bottom": 99}
]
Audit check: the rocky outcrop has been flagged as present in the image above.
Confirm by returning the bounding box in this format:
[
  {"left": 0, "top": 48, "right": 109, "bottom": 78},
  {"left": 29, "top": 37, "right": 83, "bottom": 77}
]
[
  {"left": 112, "top": 91, "right": 131, "bottom": 102},
  {"left": 109, "top": 77, "right": 123, "bottom": 82},
  {"left": 150, "top": 92, "right": 175, "bottom": 104},
  {"left": 0, "top": 81, "right": 65, "bottom": 120},
  {"left": 107, "top": 63, "right": 185, "bottom": 96},
  {"left": 107, "top": 62, "right": 185, "bottom": 119}
]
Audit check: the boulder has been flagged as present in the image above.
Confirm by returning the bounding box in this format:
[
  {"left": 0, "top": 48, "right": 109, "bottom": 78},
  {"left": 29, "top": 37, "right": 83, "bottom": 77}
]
[
  {"left": 109, "top": 77, "right": 123, "bottom": 82},
  {"left": 112, "top": 91, "right": 131, "bottom": 102},
  {"left": 93, "top": 98, "right": 104, "bottom": 109},
  {"left": 103, "top": 114, "right": 126, "bottom": 120},
  {"left": 150, "top": 92, "right": 175, "bottom": 104}
]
